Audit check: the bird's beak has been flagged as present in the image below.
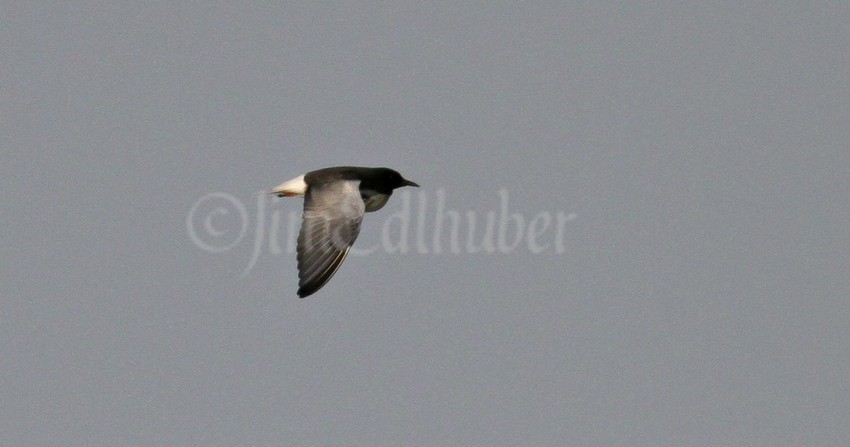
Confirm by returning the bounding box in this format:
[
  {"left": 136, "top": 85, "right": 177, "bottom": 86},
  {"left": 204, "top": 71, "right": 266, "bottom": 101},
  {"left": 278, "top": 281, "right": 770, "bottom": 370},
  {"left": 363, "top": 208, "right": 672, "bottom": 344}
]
[{"left": 402, "top": 179, "right": 419, "bottom": 188}]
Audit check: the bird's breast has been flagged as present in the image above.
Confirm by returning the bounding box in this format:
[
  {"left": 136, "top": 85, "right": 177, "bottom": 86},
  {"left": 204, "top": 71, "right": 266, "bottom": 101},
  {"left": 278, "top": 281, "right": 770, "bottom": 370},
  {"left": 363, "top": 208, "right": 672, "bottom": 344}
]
[{"left": 361, "top": 191, "right": 391, "bottom": 212}]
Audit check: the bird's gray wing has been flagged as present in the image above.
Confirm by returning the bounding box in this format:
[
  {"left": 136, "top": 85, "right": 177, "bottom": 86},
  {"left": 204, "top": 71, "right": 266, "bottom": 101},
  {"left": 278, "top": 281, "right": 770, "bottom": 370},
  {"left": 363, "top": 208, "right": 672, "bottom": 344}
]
[{"left": 296, "top": 180, "right": 365, "bottom": 298}]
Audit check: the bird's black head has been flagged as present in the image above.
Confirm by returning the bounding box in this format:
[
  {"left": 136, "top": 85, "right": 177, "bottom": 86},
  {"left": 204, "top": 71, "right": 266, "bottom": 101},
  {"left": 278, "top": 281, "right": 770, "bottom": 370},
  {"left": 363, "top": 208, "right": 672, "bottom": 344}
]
[{"left": 372, "top": 168, "right": 419, "bottom": 191}]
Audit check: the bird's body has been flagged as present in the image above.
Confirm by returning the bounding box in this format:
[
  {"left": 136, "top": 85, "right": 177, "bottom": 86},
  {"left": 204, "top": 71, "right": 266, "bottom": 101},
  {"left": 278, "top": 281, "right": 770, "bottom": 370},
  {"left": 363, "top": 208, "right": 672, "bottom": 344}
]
[{"left": 271, "top": 166, "right": 418, "bottom": 298}]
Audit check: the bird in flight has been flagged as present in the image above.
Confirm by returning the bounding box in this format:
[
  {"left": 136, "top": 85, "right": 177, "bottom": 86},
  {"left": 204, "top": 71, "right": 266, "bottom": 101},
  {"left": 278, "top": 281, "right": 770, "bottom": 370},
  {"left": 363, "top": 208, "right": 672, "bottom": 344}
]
[{"left": 270, "top": 166, "right": 419, "bottom": 298}]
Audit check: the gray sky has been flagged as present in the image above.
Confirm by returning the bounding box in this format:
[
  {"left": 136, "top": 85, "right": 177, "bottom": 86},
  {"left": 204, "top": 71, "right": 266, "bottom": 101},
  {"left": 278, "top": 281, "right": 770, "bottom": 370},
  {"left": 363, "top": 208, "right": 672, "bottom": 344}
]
[{"left": 2, "top": 3, "right": 848, "bottom": 445}]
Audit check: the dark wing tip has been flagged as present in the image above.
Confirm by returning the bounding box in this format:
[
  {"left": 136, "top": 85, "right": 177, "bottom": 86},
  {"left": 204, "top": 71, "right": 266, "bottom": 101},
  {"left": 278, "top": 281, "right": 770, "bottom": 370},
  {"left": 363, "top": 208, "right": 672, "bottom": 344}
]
[
  {"left": 297, "top": 288, "right": 313, "bottom": 298},
  {"left": 296, "top": 246, "right": 350, "bottom": 299},
  {"left": 296, "top": 271, "right": 336, "bottom": 298}
]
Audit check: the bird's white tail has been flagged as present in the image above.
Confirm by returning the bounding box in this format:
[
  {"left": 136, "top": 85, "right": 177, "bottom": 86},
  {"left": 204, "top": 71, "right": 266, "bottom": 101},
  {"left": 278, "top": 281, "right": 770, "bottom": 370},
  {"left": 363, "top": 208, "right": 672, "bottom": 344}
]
[{"left": 270, "top": 174, "right": 307, "bottom": 197}]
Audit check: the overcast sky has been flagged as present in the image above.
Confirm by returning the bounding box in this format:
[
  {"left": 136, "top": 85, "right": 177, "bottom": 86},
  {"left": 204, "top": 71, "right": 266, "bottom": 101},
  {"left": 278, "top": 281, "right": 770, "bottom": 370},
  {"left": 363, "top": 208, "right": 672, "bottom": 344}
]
[{"left": 2, "top": 3, "right": 848, "bottom": 445}]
